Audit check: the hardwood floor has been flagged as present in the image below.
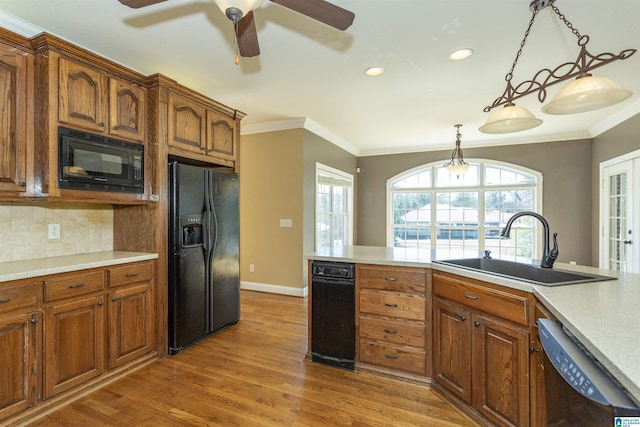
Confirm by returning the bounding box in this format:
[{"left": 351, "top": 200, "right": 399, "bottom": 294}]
[{"left": 23, "top": 290, "right": 479, "bottom": 426}]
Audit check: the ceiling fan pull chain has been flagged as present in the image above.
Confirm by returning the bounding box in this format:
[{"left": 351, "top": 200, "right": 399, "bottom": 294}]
[{"left": 233, "top": 22, "right": 240, "bottom": 65}]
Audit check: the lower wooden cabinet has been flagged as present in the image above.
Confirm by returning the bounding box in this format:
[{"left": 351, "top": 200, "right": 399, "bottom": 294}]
[
  {"left": 433, "top": 271, "right": 531, "bottom": 427},
  {"left": 0, "top": 259, "right": 156, "bottom": 424},
  {"left": 108, "top": 283, "right": 154, "bottom": 369},
  {"left": 43, "top": 295, "right": 106, "bottom": 399},
  {"left": 357, "top": 264, "right": 428, "bottom": 376},
  {"left": 0, "top": 311, "right": 39, "bottom": 421}
]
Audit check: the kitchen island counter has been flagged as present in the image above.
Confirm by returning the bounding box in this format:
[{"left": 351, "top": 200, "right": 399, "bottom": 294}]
[
  {"left": 0, "top": 251, "right": 159, "bottom": 282},
  {"left": 307, "top": 245, "right": 640, "bottom": 404}
]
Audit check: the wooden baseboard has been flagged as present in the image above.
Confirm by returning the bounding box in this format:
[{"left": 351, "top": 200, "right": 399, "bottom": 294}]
[{"left": 1, "top": 352, "right": 158, "bottom": 427}]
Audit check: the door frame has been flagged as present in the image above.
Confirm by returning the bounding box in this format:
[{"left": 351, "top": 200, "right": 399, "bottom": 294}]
[{"left": 599, "top": 149, "right": 640, "bottom": 273}]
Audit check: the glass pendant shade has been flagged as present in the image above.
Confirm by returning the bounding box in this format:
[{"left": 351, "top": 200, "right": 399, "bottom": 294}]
[
  {"left": 446, "top": 162, "right": 470, "bottom": 175},
  {"left": 479, "top": 104, "right": 543, "bottom": 134},
  {"left": 213, "top": 0, "right": 262, "bottom": 17},
  {"left": 541, "top": 75, "right": 633, "bottom": 115}
]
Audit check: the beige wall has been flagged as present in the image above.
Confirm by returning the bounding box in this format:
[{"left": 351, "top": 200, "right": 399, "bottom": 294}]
[
  {"left": 356, "top": 139, "right": 594, "bottom": 265},
  {"left": 239, "top": 129, "right": 305, "bottom": 290},
  {"left": 238, "top": 127, "right": 358, "bottom": 293},
  {"left": 0, "top": 203, "right": 113, "bottom": 262}
]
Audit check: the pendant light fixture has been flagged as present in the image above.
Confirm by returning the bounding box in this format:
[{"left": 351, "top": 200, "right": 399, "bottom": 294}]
[
  {"left": 444, "top": 125, "right": 469, "bottom": 176},
  {"left": 480, "top": 0, "right": 636, "bottom": 134}
]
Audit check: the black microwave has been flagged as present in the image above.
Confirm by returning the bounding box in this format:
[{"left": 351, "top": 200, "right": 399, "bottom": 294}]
[{"left": 58, "top": 127, "right": 144, "bottom": 193}]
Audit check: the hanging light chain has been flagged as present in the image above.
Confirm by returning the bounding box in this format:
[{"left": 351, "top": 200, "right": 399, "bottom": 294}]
[
  {"left": 551, "top": 5, "right": 583, "bottom": 41},
  {"left": 505, "top": 8, "right": 539, "bottom": 82}
]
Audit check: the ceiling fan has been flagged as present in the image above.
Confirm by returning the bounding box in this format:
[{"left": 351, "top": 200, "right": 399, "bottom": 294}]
[{"left": 118, "top": 0, "right": 355, "bottom": 59}]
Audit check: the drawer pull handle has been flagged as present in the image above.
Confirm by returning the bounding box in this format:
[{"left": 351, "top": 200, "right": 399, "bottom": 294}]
[
  {"left": 384, "top": 303, "right": 398, "bottom": 307},
  {"left": 384, "top": 277, "right": 398, "bottom": 281},
  {"left": 69, "top": 283, "right": 87, "bottom": 289},
  {"left": 126, "top": 272, "right": 140, "bottom": 277},
  {"left": 384, "top": 354, "right": 399, "bottom": 359},
  {"left": 463, "top": 292, "right": 478, "bottom": 300},
  {"left": 384, "top": 328, "right": 398, "bottom": 334},
  {"left": 0, "top": 298, "right": 10, "bottom": 304}
]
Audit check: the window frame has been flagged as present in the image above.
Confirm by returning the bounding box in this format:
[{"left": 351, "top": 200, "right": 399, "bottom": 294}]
[
  {"left": 315, "top": 162, "right": 354, "bottom": 251},
  {"left": 387, "top": 159, "right": 543, "bottom": 256}
]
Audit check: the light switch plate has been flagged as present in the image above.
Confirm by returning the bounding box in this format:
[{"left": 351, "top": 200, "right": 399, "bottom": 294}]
[{"left": 279, "top": 219, "right": 293, "bottom": 228}]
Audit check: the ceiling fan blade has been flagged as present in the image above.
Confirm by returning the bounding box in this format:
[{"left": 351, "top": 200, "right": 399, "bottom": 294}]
[
  {"left": 118, "top": 0, "right": 167, "bottom": 8},
  {"left": 270, "top": 0, "right": 354, "bottom": 31},
  {"left": 237, "top": 11, "right": 260, "bottom": 57}
]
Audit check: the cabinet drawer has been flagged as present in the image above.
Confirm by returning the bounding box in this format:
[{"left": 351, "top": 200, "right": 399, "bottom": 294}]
[
  {"left": 359, "top": 289, "right": 425, "bottom": 321},
  {"left": 433, "top": 273, "right": 529, "bottom": 326},
  {"left": 359, "top": 316, "right": 425, "bottom": 348},
  {"left": 108, "top": 261, "right": 153, "bottom": 288},
  {"left": 359, "top": 341, "right": 426, "bottom": 375},
  {"left": 44, "top": 270, "right": 105, "bottom": 302},
  {"left": 0, "top": 279, "right": 39, "bottom": 314},
  {"left": 358, "top": 265, "right": 426, "bottom": 293}
]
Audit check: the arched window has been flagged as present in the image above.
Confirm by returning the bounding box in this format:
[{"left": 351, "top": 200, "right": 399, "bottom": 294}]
[{"left": 388, "top": 160, "right": 542, "bottom": 258}]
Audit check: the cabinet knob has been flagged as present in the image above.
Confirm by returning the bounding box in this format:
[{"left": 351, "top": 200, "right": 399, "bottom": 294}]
[
  {"left": 113, "top": 125, "right": 118, "bottom": 130},
  {"left": 460, "top": 315, "right": 467, "bottom": 321},
  {"left": 0, "top": 297, "right": 10, "bottom": 304},
  {"left": 98, "top": 300, "right": 104, "bottom": 306},
  {"left": 98, "top": 122, "right": 105, "bottom": 127},
  {"left": 112, "top": 297, "right": 117, "bottom": 302},
  {"left": 530, "top": 347, "right": 540, "bottom": 353},
  {"left": 19, "top": 182, "right": 26, "bottom": 187},
  {"left": 474, "top": 321, "right": 481, "bottom": 327},
  {"left": 30, "top": 316, "right": 38, "bottom": 324}
]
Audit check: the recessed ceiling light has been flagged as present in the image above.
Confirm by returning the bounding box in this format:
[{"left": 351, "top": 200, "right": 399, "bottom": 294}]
[
  {"left": 449, "top": 48, "right": 474, "bottom": 61},
  {"left": 365, "top": 66, "right": 384, "bottom": 77}
]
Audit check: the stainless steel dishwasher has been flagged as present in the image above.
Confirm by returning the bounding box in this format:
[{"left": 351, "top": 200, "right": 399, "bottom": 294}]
[{"left": 310, "top": 261, "right": 355, "bottom": 370}]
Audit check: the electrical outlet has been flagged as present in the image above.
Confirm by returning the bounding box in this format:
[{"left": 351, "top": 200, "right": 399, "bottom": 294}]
[
  {"left": 48, "top": 224, "right": 61, "bottom": 239},
  {"left": 249, "top": 263, "right": 255, "bottom": 273}
]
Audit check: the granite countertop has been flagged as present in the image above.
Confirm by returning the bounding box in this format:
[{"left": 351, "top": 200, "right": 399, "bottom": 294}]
[
  {"left": 0, "top": 251, "right": 158, "bottom": 282},
  {"left": 306, "top": 245, "right": 640, "bottom": 405}
]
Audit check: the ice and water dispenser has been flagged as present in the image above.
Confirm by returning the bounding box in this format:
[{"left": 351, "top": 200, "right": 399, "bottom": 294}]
[{"left": 181, "top": 214, "right": 203, "bottom": 247}]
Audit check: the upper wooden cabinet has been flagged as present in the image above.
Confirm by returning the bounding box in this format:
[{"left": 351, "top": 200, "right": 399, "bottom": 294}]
[
  {"left": 0, "top": 33, "right": 34, "bottom": 199},
  {"left": 31, "top": 33, "right": 150, "bottom": 202},
  {"left": 58, "top": 57, "right": 146, "bottom": 142},
  {"left": 166, "top": 87, "right": 242, "bottom": 168}
]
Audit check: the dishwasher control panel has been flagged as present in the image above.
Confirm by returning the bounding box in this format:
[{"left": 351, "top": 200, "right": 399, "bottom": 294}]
[{"left": 311, "top": 261, "right": 355, "bottom": 279}]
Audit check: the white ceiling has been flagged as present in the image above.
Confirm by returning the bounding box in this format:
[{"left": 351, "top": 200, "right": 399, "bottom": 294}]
[{"left": 1, "top": 0, "right": 639, "bottom": 156}]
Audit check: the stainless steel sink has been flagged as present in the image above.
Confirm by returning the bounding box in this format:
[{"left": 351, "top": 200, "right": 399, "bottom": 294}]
[{"left": 433, "top": 258, "right": 616, "bottom": 286}]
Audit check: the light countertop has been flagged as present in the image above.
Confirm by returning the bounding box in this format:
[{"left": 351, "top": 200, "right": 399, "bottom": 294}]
[
  {"left": 0, "top": 251, "right": 158, "bottom": 282},
  {"left": 306, "top": 245, "right": 640, "bottom": 404}
]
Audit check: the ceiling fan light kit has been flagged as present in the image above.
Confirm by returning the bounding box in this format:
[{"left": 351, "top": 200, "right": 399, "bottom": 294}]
[
  {"left": 480, "top": 0, "right": 636, "bottom": 134},
  {"left": 213, "top": 0, "right": 262, "bottom": 23}
]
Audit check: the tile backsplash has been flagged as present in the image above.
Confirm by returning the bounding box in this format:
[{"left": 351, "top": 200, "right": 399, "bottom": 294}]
[{"left": 0, "top": 203, "right": 113, "bottom": 263}]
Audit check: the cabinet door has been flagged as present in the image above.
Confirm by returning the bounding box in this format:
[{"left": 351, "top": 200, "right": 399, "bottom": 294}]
[
  {"left": 0, "top": 311, "right": 39, "bottom": 421},
  {"left": 58, "top": 57, "right": 108, "bottom": 132},
  {"left": 109, "top": 78, "right": 146, "bottom": 142},
  {"left": 0, "top": 43, "right": 30, "bottom": 194},
  {"left": 108, "top": 283, "right": 154, "bottom": 369},
  {"left": 433, "top": 298, "right": 471, "bottom": 403},
  {"left": 43, "top": 295, "right": 105, "bottom": 399},
  {"left": 206, "top": 110, "right": 235, "bottom": 162},
  {"left": 168, "top": 93, "right": 206, "bottom": 154},
  {"left": 472, "top": 313, "right": 529, "bottom": 427}
]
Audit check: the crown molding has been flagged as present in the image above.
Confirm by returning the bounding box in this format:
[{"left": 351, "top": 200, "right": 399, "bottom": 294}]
[{"left": 0, "top": 11, "right": 43, "bottom": 37}]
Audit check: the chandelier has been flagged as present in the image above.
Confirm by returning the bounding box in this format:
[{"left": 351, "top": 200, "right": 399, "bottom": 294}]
[
  {"left": 479, "top": 0, "right": 636, "bottom": 134},
  {"left": 443, "top": 125, "right": 469, "bottom": 176}
]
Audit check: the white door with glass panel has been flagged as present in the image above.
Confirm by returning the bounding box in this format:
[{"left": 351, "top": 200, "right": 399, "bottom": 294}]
[{"left": 600, "top": 156, "right": 638, "bottom": 273}]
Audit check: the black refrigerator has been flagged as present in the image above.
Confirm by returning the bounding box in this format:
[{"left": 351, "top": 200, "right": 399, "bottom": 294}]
[{"left": 168, "top": 161, "right": 240, "bottom": 355}]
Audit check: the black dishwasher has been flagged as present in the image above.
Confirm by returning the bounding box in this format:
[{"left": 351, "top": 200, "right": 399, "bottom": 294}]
[{"left": 311, "top": 261, "right": 355, "bottom": 370}]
